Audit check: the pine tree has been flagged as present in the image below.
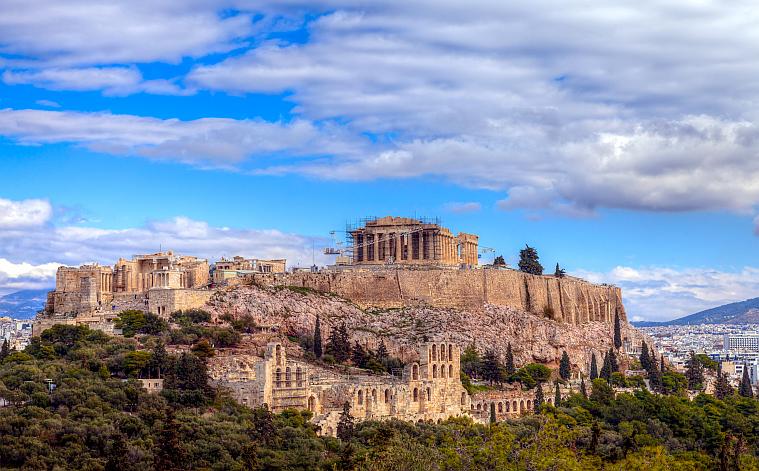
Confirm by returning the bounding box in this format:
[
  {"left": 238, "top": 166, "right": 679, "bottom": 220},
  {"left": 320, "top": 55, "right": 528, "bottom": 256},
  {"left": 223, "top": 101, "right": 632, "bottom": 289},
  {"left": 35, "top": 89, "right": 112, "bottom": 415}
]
[
  {"left": 504, "top": 343, "right": 515, "bottom": 376},
  {"left": 154, "top": 409, "right": 185, "bottom": 471},
  {"left": 554, "top": 382, "right": 562, "bottom": 407},
  {"left": 493, "top": 255, "right": 506, "bottom": 267},
  {"left": 338, "top": 323, "right": 351, "bottom": 360},
  {"left": 590, "top": 353, "right": 599, "bottom": 380},
  {"left": 150, "top": 341, "right": 168, "bottom": 378},
  {"left": 482, "top": 349, "right": 502, "bottom": 385},
  {"left": 0, "top": 339, "right": 9, "bottom": 361},
  {"left": 313, "top": 315, "right": 323, "bottom": 358},
  {"left": 518, "top": 245, "right": 543, "bottom": 275},
  {"left": 336, "top": 402, "right": 355, "bottom": 440},
  {"left": 685, "top": 351, "right": 704, "bottom": 390},
  {"left": 639, "top": 340, "right": 651, "bottom": 371},
  {"left": 351, "top": 341, "right": 367, "bottom": 368},
  {"left": 580, "top": 375, "right": 588, "bottom": 399},
  {"left": 613, "top": 312, "right": 622, "bottom": 349},
  {"left": 739, "top": 366, "right": 754, "bottom": 398},
  {"left": 648, "top": 356, "right": 662, "bottom": 393},
  {"left": 559, "top": 351, "right": 571, "bottom": 380},
  {"left": 326, "top": 324, "right": 351, "bottom": 363},
  {"left": 600, "top": 351, "right": 612, "bottom": 382},
  {"left": 489, "top": 402, "right": 496, "bottom": 423},
  {"left": 715, "top": 372, "right": 734, "bottom": 400},
  {"left": 376, "top": 339, "right": 388, "bottom": 360},
  {"left": 534, "top": 382, "right": 544, "bottom": 412},
  {"left": 554, "top": 263, "right": 566, "bottom": 278}
]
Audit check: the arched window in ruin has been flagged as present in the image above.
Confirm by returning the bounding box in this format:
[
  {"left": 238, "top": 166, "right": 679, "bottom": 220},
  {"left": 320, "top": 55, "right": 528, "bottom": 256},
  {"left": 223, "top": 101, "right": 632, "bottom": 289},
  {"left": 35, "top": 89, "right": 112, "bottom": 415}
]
[
  {"left": 440, "top": 344, "right": 445, "bottom": 360},
  {"left": 285, "top": 367, "right": 292, "bottom": 387},
  {"left": 527, "top": 400, "right": 532, "bottom": 411},
  {"left": 413, "top": 388, "right": 418, "bottom": 402},
  {"left": 275, "top": 344, "right": 282, "bottom": 365},
  {"left": 426, "top": 387, "right": 431, "bottom": 401},
  {"left": 513, "top": 400, "right": 518, "bottom": 412},
  {"left": 431, "top": 344, "right": 437, "bottom": 361},
  {"left": 296, "top": 367, "right": 303, "bottom": 387},
  {"left": 384, "top": 389, "right": 390, "bottom": 403},
  {"left": 358, "top": 390, "right": 364, "bottom": 405},
  {"left": 461, "top": 392, "right": 466, "bottom": 405},
  {"left": 448, "top": 344, "right": 453, "bottom": 361},
  {"left": 520, "top": 400, "right": 525, "bottom": 413},
  {"left": 448, "top": 365, "right": 453, "bottom": 378},
  {"left": 547, "top": 398, "right": 552, "bottom": 405},
  {"left": 506, "top": 402, "right": 510, "bottom": 412},
  {"left": 372, "top": 389, "right": 377, "bottom": 402},
  {"left": 498, "top": 402, "right": 503, "bottom": 413},
  {"left": 433, "top": 365, "right": 438, "bottom": 378},
  {"left": 440, "top": 366, "right": 446, "bottom": 378},
  {"left": 412, "top": 364, "right": 419, "bottom": 380},
  {"left": 476, "top": 403, "right": 482, "bottom": 410},
  {"left": 275, "top": 368, "right": 282, "bottom": 388},
  {"left": 308, "top": 396, "right": 316, "bottom": 412}
]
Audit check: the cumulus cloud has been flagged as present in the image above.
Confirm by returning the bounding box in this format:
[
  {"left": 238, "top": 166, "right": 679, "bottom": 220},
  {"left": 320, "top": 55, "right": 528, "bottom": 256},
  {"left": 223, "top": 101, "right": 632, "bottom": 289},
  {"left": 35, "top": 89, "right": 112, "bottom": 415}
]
[
  {"left": 577, "top": 265, "right": 759, "bottom": 322},
  {"left": 0, "top": 198, "right": 52, "bottom": 228},
  {"left": 0, "top": 258, "right": 61, "bottom": 294},
  {"left": 0, "top": 108, "right": 365, "bottom": 167}
]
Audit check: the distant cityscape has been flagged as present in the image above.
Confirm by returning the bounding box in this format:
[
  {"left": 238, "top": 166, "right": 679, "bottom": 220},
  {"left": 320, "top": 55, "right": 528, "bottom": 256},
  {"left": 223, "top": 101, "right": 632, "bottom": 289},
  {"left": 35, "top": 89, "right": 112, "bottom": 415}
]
[
  {"left": 0, "top": 316, "right": 33, "bottom": 351},
  {"left": 641, "top": 323, "right": 759, "bottom": 387}
]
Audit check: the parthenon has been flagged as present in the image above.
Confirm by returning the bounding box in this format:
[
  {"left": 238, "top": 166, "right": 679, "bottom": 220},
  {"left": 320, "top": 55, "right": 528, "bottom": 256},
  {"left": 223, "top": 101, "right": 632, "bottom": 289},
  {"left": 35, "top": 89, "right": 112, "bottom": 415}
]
[{"left": 348, "top": 216, "right": 478, "bottom": 267}]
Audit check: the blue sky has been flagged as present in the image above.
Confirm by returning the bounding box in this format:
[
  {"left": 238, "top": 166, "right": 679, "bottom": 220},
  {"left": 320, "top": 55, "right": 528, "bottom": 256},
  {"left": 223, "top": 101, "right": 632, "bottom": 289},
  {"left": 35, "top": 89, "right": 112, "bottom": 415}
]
[{"left": 1, "top": 1, "right": 759, "bottom": 321}]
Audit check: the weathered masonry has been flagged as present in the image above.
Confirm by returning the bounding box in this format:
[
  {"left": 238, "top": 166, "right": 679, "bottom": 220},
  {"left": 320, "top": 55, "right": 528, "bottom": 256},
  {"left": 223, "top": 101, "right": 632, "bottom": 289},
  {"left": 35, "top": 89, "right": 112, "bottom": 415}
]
[
  {"left": 213, "top": 256, "right": 287, "bottom": 285},
  {"left": 348, "top": 216, "right": 479, "bottom": 267}
]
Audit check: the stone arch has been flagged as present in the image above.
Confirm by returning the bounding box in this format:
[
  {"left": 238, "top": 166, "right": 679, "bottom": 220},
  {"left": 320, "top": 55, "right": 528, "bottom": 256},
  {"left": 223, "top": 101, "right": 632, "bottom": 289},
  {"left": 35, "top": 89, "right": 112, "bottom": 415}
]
[
  {"left": 285, "top": 367, "right": 292, "bottom": 387},
  {"left": 448, "top": 344, "right": 453, "bottom": 361},
  {"left": 476, "top": 403, "right": 482, "bottom": 410},
  {"left": 498, "top": 402, "right": 503, "bottom": 413},
  {"left": 461, "top": 392, "right": 466, "bottom": 405},
  {"left": 358, "top": 390, "right": 364, "bottom": 405},
  {"left": 448, "top": 364, "right": 453, "bottom": 378},
  {"left": 527, "top": 399, "right": 532, "bottom": 411},
  {"left": 513, "top": 400, "right": 517, "bottom": 412},
  {"left": 432, "top": 344, "right": 437, "bottom": 361},
  {"left": 308, "top": 395, "right": 316, "bottom": 412},
  {"left": 413, "top": 388, "right": 419, "bottom": 402},
  {"left": 520, "top": 400, "right": 525, "bottom": 413},
  {"left": 440, "top": 343, "right": 446, "bottom": 360},
  {"left": 372, "top": 389, "right": 377, "bottom": 403},
  {"left": 433, "top": 365, "right": 438, "bottom": 378},
  {"left": 275, "top": 344, "right": 282, "bottom": 365},
  {"left": 412, "top": 364, "right": 419, "bottom": 380},
  {"left": 440, "top": 365, "right": 446, "bottom": 378},
  {"left": 547, "top": 398, "right": 552, "bottom": 405},
  {"left": 426, "top": 387, "right": 431, "bottom": 401},
  {"left": 275, "top": 368, "right": 282, "bottom": 388},
  {"left": 384, "top": 389, "right": 390, "bottom": 403},
  {"left": 505, "top": 401, "right": 510, "bottom": 412}
]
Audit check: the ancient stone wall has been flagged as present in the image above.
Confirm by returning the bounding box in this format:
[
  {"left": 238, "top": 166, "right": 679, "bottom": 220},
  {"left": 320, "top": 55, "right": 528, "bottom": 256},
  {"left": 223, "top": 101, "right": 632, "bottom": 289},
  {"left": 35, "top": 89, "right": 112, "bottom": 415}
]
[
  {"left": 148, "top": 288, "right": 213, "bottom": 317},
  {"left": 247, "top": 268, "right": 625, "bottom": 325}
]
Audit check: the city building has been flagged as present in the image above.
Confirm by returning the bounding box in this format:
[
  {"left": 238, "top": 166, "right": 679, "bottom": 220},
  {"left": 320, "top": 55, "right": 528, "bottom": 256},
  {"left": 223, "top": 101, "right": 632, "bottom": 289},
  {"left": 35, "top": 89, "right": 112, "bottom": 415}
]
[{"left": 723, "top": 334, "right": 759, "bottom": 352}]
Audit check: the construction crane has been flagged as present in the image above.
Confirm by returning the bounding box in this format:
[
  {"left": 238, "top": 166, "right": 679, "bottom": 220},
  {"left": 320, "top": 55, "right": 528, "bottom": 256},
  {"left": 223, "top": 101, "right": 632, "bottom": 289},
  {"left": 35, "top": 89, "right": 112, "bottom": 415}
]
[
  {"left": 323, "top": 230, "right": 344, "bottom": 255},
  {"left": 478, "top": 245, "right": 496, "bottom": 263}
]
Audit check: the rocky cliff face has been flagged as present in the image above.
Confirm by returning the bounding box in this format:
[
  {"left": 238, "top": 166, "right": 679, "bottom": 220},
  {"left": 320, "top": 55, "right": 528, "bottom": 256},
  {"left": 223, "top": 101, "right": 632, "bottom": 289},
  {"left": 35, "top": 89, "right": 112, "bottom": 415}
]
[
  {"left": 206, "top": 284, "right": 647, "bottom": 373},
  {"left": 246, "top": 269, "right": 625, "bottom": 326}
]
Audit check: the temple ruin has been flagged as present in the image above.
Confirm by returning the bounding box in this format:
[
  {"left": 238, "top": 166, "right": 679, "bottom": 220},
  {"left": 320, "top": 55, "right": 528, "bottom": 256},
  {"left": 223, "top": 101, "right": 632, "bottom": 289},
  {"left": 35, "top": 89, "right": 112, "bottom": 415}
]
[{"left": 213, "top": 256, "right": 287, "bottom": 285}]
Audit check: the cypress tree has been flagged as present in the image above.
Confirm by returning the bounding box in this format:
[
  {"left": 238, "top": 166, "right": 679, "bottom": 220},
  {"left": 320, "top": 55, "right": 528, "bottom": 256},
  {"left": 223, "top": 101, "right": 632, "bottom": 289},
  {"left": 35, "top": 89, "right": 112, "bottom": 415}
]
[
  {"left": 534, "top": 382, "right": 544, "bottom": 412},
  {"left": 489, "top": 402, "right": 496, "bottom": 423},
  {"left": 338, "top": 323, "right": 351, "bottom": 360},
  {"left": 0, "top": 339, "right": 9, "bottom": 361},
  {"left": 376, "top": 339, "right": 388, "bottom": 360},
  {"left": 559, "top": 351, "right": 571, "bottom": 380},
  {"left": 482, "top": 349, "right": 502, "bottom": 385},
  {"left": 336, "top": 402, "right": 355, "bottom": 440},
  {"left": 504, "top": 343, "right": 515, "bottom": 376},
  {"left": 639, "top": 341, "right": 651, "bottom": 371},
  {"left": 739, "top": 366, "right": 754, "bottom": 398},
  {"left": 613, "top": 312, "right": 622, "bottom": 349},
  {"left": 580, "top": 375, "right": 588, "bottom": 399},
  {"left": 554, "top": 263, "right": 566, "bottom": 278},
  {"left": 151, "top": 341, "right": 168, "bottom": 378},
  {"left": 685, "top": 351, "right": 704, "bottom": 390},
  {"left": 648, "top": 356, "right": 662, "bottom": 393},
  {"left": 351, "top": 341, "right": 367, "bottom": 368},
  {"left": 660, "top": 354, "right": 665, "bottom": 373},
  {"left": 600, "top": 351, "right": 612, "bottom": 382},
  {"left": 154, "top": 409, "right": 185, "bottom": 471},
  {"left": 608, "top": 348, "right": 619, "bottom": 373},
  {"left": 590, "top": 353, "right": 599, "bottom": 380},
  {"left": 715, "top": 372, "right": 734, "bottom": 400},
  {"left": 313, "top": 315, "right": 323, "bottom": 358},
  {"left": 554, "top": 381, "right": 561, "bottom": 407}
]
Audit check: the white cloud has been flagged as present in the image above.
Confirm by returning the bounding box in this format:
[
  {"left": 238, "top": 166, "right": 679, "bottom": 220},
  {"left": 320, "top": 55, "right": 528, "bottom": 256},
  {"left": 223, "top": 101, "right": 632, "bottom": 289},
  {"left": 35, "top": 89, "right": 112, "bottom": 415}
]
[
  {"left": 443, "top": 202, "right": 481, "bottom": 214},
  {"left": 0, "top": 198, "right": 52, "bottom": 228},
  {"left": 34, "top": 99, "right": 60, "bottom": 108},
  {"left": 577, "top": 265, "right": 759, "bottom": 322},
  {"left": 0, "top": 108, "right": 365, "bottom": 167}
]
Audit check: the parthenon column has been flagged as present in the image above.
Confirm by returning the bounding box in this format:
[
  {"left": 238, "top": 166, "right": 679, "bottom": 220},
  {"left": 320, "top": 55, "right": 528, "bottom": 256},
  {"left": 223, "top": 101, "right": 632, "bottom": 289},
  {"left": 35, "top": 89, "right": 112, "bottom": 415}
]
[{"left": 395, "top": 232, "right": 402, "bottom": 261}]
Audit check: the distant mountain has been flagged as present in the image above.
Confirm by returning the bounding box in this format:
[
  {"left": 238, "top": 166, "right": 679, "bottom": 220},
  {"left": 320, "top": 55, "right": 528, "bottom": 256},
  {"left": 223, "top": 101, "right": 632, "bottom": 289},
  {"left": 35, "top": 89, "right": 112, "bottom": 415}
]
[
  {"left": 0, "top": 289, "right": 48, "bottom": 319},
  {"left": 632, "top": 297, "right": 759, "bottom": 326}
]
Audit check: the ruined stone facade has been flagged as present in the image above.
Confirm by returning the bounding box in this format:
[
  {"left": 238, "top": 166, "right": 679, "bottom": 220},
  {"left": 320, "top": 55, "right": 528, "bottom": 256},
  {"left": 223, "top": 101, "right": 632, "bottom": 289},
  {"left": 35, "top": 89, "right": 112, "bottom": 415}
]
[
  {"left": 349, "top": 216, "right": 478, "bottom": 267},
  {"left": 211, "top": 339, "right": 558, "bottom": 435},
  {"left": 213, "top": 256, "right": 287, "bottom": 285},
  {"left": 112, "top": 252, "right": 209, "bottom": 293}
]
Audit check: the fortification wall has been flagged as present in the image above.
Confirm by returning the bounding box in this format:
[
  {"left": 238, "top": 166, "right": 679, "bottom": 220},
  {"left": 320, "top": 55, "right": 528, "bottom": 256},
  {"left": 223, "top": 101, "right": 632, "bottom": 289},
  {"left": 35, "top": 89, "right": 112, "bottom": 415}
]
[
  {"left": 247, "top": 269, "right": 625, "bottom": 325},
  {"left": 148, "top": 288, "right": 213, "bottom": 317}
]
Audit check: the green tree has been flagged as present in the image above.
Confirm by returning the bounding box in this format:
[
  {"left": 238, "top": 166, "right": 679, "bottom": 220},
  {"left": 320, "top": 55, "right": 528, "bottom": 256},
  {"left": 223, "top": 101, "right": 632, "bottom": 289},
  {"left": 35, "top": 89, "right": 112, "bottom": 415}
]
[
  {"left": 490, "top": 402, "right": 496, "bottom": 423},
  {"left": 685, "top": 351, "right": 704, "bottom": 390},
  {"left": 613, "top": 312, "right": 622, "bottom": 349},
  {"left": 534, "top": 382, "right": 544, "bottom": 411},
  {"left": 191, "top": 339, "right": 215, "bottom": 359},
  {"left": 123, "top": 350, "right": 152, "bottom": 377},
  {"left": 648, "top": 356, "right": 663, "bottom": 393},
  {"left": 608, "top": 348, "right": 619, "bottom": 373},
  {"left": 313, "top": 315, "right": 323, "bottom": 358},
  {"left": 493, "top": 255, "right": 506, "bottom": 267},
  {"left": 150, "top": 341, "right": 168, "bottom": 378},
  {"left": 590, "top": 353, "right": 598, "bottom": 380},
  {"left": 461, "top": 343, "right": 482, "bottom": 379},
  {"left": 600, "top": 351, "right": 612, "bottom": 382},
  {"left": 559, "top": 351, "right": 571, "bottom": 380},
  {"left": 154, "top": 409, "right": 185, "bottom": 471},
  {"left": 739, "top": 366, "right": 754, "bottom": 398},
  {"left": 482, "top": 349, "right": 503, "bottom": 385},
  {"left": 554, "top": 263, "right": 566, "bottom": 277},
  {"left": 580, "top": 374, "right": 588, "bottom": 399},
  {"left": 376, "top": 339, "right": 388, "bottom": 360},
  {"left": 505, "top": 342, "right": 516, "bottom": 376},
  {"left": 639, "top": 340, "right": 651, "bottom": 371},
  {"left": 590, "top": 378, "right": 614, "bottom": 404},
  {"left": 715, "top": 371, "right": 734, "bottom": 400},
  {"left": 351, "top": 341, "right": 368, "bottom": 367},
  {"left": 0, "top": 339, "right": 9, "bottom": 361},
  {"left": 326, "top": 323, "right": 351, "bottom": 363},
  {"left": 336, "top": 402, "right": 355, "bottom": 441},
  {"left": 115, "top": 309, "right": 147, "bottom": 337},
  {"left": 518, "top": 245, "right": 543, "bottom": 275},
  {"left": 554, "top": 381, "right": 561, "bottom": 407}
]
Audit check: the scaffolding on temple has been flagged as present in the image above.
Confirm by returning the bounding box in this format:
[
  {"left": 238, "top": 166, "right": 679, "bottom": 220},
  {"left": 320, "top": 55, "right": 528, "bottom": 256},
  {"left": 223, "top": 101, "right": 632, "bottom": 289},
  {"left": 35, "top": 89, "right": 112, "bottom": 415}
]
[{"left": 344, "top": 216, "right": 446, "bottom": 265}]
